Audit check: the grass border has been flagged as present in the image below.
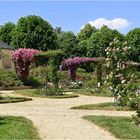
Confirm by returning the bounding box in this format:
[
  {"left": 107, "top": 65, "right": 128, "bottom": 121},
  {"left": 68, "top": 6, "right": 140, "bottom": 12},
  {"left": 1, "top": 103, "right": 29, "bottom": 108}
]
[
  {"left": 83, "top": 115, "right": 140, "bottom": 139},
  {"left": 0, "top": 97, "right": 32, "bottom": 104},
  {"left": 71, "top": 102, "right": 132, "bottom": 111}
]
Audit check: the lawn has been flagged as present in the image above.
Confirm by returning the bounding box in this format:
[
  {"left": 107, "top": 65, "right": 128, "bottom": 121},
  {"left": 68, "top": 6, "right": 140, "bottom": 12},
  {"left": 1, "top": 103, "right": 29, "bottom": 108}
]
[
  {"left": 14, "top": 89, "right": 79, "bottom": 98},
  {"left": 71, "top": 102, "right": 132, "bottom": 111},
  {"left": 83, "top": 115, "right": 140, "bottom": 139},
  {"left": 0, "top": 116, "right": 40, "bottom": 139},
  {"left": 63, "top": 88, "right": 113, "bottom": 97}
]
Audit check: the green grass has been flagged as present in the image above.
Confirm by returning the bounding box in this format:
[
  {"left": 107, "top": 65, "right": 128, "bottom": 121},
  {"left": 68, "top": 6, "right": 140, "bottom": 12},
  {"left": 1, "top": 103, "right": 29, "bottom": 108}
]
[
  {"left": 63, "top": 88, "right": 113, "bottom": 97},
  {"left": 14, "top": 89, "right": 79, "bottom": 98},
  {"left": 83, "top": 115, "right": 140, "bottom": 139},
  {"left": 0, "top": 96, "right": 32, "bottom": 103},
  {"left": 0, "top": 116, "right": 40, "bottom": 139},
  {"left": 71, "top": 102, "right": 132, "bottom": 111}
]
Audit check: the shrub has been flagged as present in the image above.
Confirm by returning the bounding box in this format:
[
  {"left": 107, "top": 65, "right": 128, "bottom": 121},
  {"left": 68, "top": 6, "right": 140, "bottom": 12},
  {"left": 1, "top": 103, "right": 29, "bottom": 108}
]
[
  {"left": 0, "top": 69, "right": 23, "bottom": 87},
  {"left": 12, "top": 48, "right": 39, "bottom": 84}
]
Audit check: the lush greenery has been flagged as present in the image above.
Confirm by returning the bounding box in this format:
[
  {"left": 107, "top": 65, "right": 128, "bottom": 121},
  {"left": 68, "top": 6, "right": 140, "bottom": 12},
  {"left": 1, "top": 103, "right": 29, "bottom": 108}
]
[
  {"left": 0, "top": 15, "right": 140, "bottom": 62},
  {"left": 35, "top": 50, "right": 64, "bottom": 95},
  {"left": 83, "top": 115, "right": 140, "bottom": 139},
  {"left": 0, "top": 22, "right": 15, "bottom": 45},
  {"left": 11, "top": 15, "right": 57, "bottom": 51},
  {"left": 0, "top": 116, "right": 40, "bottom": 139},
  {"left": 0, "top": 69, "right": 23, "bottom": 87},
  {"left": 71, "top": 102, "right": 131, "bottom": 111},
  {"left": 0, "top": 14, "right": 140, "bottom": 126}
]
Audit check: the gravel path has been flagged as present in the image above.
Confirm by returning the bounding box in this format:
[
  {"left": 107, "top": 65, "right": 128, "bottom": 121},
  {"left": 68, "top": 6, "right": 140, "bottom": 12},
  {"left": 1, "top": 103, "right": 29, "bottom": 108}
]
[{"left": 0, "top": 91, "right": 135, "bottom": 140}]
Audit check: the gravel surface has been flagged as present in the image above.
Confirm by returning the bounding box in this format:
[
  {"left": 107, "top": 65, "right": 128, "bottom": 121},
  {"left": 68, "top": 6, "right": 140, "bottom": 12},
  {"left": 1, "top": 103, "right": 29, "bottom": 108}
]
[{"left": 0, "top": 90, "right": 135, "bottom": 140}]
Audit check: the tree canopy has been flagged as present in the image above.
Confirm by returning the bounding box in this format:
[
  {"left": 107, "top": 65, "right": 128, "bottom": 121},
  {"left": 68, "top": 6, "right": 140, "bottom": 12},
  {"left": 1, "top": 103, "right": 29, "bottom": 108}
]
[
  {"left": 57, "top": 31, "right": 77, "bottom": 57},
  {"left": 126, "top": 28, "right": 140, "bottom": 62},
  {"left": 0, "top": 22, "right": 15, "bottom": 45},
  {"left": 11, "top": 15, "right": 57, "bottom": 51},
  {"left": 76, "top": 24, "right": 96, "bottom": 42},
  {"left": 87, "top": 25, "right": 124, "bottom": 57}
]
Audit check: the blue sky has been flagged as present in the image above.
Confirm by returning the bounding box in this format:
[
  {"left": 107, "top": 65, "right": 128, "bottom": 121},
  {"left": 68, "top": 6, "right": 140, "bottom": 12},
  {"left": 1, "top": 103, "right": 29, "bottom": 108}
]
[{"left": 0, "top": 1, "right": 140, "bottom": 34}]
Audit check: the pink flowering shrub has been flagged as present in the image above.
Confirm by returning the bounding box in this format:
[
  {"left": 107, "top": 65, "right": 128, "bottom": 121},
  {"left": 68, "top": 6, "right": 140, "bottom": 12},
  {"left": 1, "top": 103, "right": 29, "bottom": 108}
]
[
  {"left": 12, "top": 48, "right": 39, "bottom": 83},
  {"left": 61, "top": 57, "right": 99, "bottom": 81}
]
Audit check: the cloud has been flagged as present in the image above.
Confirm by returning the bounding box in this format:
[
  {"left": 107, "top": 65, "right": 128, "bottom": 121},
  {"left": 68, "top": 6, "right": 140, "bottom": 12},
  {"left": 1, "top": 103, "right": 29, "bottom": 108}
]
[{"left": 82, "top": 18, "right": 131, "bottom": 30}]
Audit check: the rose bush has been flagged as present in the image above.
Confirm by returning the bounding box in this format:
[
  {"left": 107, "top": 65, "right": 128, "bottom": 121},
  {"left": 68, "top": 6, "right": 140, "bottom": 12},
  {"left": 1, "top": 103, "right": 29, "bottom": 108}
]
[
  {"left": 12, "top": 48, "right": 39, "bottom": 83},
  {"left": 61, "top": 57, "right": 99, "bottom": 81},
  {"left": 105, "top": 38, "right": 132, "bottom": 106}
]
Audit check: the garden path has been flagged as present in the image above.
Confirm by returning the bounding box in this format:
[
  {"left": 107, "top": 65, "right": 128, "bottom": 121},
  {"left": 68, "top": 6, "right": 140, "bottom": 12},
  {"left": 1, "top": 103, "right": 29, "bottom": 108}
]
[{"left": 0, "top": 90, "right": 135, "bottom": 140}]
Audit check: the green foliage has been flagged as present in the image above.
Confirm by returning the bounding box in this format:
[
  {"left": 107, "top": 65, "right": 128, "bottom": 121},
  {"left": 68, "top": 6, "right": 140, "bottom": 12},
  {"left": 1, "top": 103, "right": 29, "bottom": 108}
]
[
  {"left": 73, "top": 40, "right": 88, "bottom": 57},
  {"left": 76, "top": 24, "right": 96, "bottom": 42},
  {"left": 35, "top": 50, "right": 64, "bottom": 65},
  {"left": 29, "top": 66, "right": 48, "bottom": 86},
  {"left": 11, "top": 15, "right": 57, "bottom": 51},
  {"left": 57, "top": 31, "right": 77, "bottom": 57},
  {"left": 0, "top": 22, "right": 15, "bottom": 45},
  {"left": 126, "top": 28, "right": 140, "bottom": 62},
  {"left": 35, "top": 50, "right": 64, "bottom": 94},
  {"left": 0, "top": 69, "right": 23, "bottom": 87},
  {"left": 87, "top": 25, "right": 124, "bottom": 57}
]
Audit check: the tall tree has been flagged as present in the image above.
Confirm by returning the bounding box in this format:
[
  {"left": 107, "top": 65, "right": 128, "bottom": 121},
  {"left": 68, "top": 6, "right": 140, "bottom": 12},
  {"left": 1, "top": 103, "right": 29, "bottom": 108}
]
[
  {"left": 57, "top": 31, "right": 77, "bottom": 57},
  {"left": 76, "top": 24, "right": 96, "bottom": 42},
  {"left": 0, "top": 22, "right": 15, "bottom": 45},
  {"left": 87, "top": 25, "right": 124, "bottom": 57},
  {"left": 126, "top": 28, "right": 140, "bottom": 62},
  {"left": 11, "top": 15, "right": 57, "bottom": 51}
]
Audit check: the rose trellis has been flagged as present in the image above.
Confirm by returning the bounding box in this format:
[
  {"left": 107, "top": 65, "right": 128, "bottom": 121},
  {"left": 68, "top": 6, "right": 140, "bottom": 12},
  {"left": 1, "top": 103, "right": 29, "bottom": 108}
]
[
  {"left": 105, "top": 38, "right": 133, "bottom": 106},
  {"left": 12, "top": 48, "right": 39, "bottom": 83},
  {"left": 61, "top": 57, "right": 100, "bottom": 81}
]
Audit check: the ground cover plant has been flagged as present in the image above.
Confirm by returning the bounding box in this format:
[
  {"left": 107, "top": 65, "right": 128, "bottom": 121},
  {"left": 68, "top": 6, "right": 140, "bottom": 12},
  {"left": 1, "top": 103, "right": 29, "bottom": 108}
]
[
  {"left": 83, "top": 115, "right": 140, "bottom": 139},
  {"left": 0, "top": 116, "right": 40, "bottom": 139}
]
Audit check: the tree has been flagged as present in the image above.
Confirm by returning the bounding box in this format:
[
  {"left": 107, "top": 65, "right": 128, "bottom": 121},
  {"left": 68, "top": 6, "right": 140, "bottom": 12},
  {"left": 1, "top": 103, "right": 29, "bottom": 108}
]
[
  {"left": 73, "top": 40, "right": 88, "bottom": 57},
  {"left": 76, "top": 24, "right": 96, "bottom": 42},
  {"left": 11, "top": 15, "right": 57, "bottom": 51},
  {"left": 57, "top": 31, "right": 77, "bottom": 57},
  {"left": 87, "top": 25, "right": 124, "bottom": 57},
  {"left": 126, "top": 28, "right": 140, "bottom": 62},
  {"left": 0, "top": 22, "right": 15, "bottom": 45}
]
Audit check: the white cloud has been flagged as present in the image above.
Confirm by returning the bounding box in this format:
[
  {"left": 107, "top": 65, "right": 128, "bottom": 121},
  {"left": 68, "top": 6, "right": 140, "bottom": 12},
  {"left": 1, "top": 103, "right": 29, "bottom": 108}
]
[{"left": 82, "top": 18, "right": 131, "bottom": 30}]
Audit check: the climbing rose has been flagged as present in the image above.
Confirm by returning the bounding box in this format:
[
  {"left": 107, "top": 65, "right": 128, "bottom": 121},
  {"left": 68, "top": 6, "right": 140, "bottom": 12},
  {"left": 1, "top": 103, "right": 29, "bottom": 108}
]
[
  {"left": 61, "top": 57, "right": 99, "bottom": 81},
  {"left": 12, "top": 48, "right": 39, "bottom": 81}
]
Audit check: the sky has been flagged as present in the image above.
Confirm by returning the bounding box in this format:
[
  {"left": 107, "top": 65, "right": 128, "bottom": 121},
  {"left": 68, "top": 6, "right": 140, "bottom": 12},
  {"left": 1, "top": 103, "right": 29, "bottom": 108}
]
[{"left": 0, "top": 1, "right": 140, "bottom": 34}]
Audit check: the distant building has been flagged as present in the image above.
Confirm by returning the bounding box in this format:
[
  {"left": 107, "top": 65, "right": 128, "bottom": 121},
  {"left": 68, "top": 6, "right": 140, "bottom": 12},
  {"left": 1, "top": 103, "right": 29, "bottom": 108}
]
[{"left": 0, "top": 41, "right": 14, "bottom": 69}]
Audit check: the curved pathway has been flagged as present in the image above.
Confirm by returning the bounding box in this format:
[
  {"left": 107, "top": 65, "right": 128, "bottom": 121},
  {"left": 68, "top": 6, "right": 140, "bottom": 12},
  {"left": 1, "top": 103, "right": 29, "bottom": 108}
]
[{"left": 0, "top": 91, "right": 135, "bottom": 140}]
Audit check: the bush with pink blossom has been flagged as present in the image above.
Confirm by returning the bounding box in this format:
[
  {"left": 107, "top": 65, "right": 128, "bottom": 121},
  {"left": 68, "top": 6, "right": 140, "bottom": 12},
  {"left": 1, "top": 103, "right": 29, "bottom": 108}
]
[
  {"left": 12, "top": 48, "right": 39, "bottom": 83},
  {"left": 61, "top": 57, "right": 99, "bottom": 81}
]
